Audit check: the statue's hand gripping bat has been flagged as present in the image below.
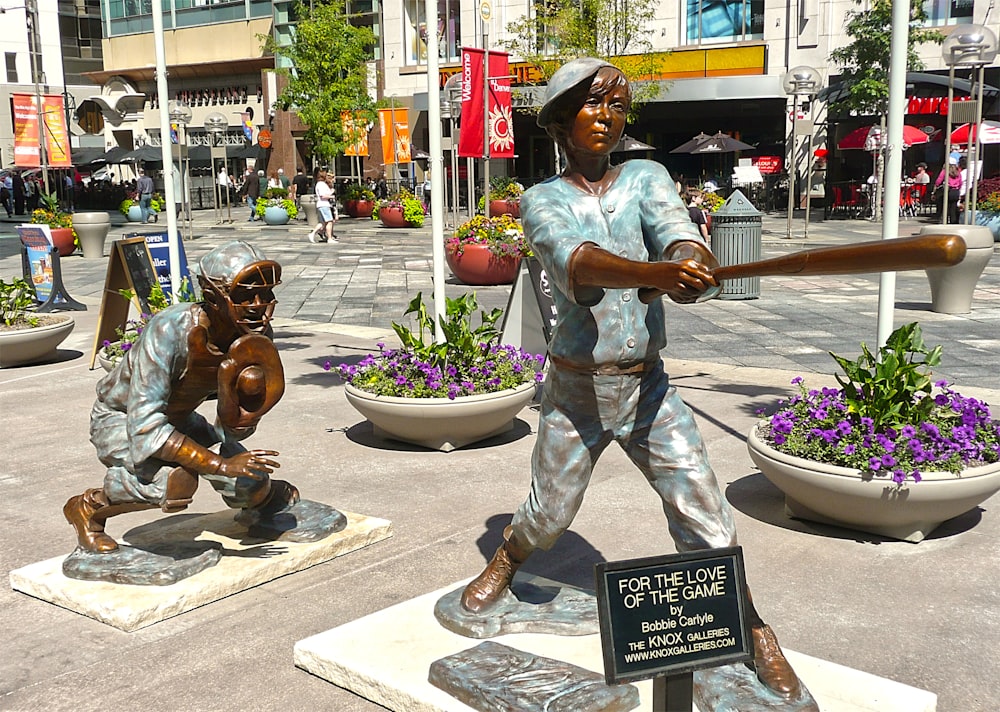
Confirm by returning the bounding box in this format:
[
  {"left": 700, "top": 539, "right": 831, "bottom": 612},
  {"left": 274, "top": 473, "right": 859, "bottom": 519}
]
[{"left": 638, "top": 233, "right": 967, "bottom": 304}]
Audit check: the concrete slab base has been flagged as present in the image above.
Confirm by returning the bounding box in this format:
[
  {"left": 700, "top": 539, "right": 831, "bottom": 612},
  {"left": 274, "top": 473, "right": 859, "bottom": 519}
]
[
  {"left": 294, "top": 576, "right": 937, "bottom": 712},
  {"left": 9, "top": 510, "right": 392, "bottom": 632}
]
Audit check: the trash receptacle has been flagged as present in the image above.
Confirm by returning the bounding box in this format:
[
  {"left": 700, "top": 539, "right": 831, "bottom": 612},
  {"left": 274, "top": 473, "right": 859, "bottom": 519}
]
[{"left": 710, "top": 189, "right": 761, "bottom": 300}]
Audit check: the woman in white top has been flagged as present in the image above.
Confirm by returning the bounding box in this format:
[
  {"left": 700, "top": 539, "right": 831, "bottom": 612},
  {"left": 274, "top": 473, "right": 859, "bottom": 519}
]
[{"left": 310, "top": 170, "right": 338, "bottom": 243}]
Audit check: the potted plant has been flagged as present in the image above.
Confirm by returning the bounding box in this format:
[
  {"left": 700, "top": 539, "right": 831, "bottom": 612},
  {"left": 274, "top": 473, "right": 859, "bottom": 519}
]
[
  {"left": 30, "top": 192, "right": 76, "bottom": 257},
  {"left": 373, "top": 190, "right": 425, "bottom": 228},
  {"left": 119, "top": 192, "right": 143, "bottom": 222},
  {"left": 964, "top": 177, "right": 1000, "bottom": 242},
  {"left": 479, "top": 176, "right": 524, "bottom": 218},
  {"left": 445, "top": 214, "right": 530, "bottom": 285},
  {"left": 344, "top": 183, "right": 376, "bottom": 218},
  {"left": 700, "top": 188, "right": 724, "bottom": 233},
  {"left": 255, "top": 188, "right": 299, "bottom": 225},
  {"left": 0, "top": 277, "right": 75, "bottom": 368},
  {"left": 748, "top": 322, "right": 1000, "bottom": 542},
  {"left": 97, "top": 279, "right": 197, "bottom": 371},
  {"left": 98, "top": 315, "right": 149, "bottom": 371},
  {"left": 328, "top": 291, "right": 544, "bottom": 451}
]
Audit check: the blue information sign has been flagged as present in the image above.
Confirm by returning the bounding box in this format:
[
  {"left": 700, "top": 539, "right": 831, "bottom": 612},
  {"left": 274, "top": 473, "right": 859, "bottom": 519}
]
[{"left": 124, "top": 230, "right": 191, "bottom": 299}]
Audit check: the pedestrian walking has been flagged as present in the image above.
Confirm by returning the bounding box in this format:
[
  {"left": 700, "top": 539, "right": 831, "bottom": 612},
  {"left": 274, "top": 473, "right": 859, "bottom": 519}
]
[
  {"left": 309, "top": 170, "right": 338, "bottom": 242},
  {"left": 136, "top": 169, "right": 154, "bottom": 224}
]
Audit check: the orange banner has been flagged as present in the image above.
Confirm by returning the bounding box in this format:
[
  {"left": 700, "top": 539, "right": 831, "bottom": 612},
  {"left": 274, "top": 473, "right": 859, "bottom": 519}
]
[
  {"left": 378, "top": 108, "right": 411, "bottom": 164},
  {"left": 342, "top": 112, "right": 370, "bottom": 157},
  {"left": 13, "top": 93, "right": 72, "bottom": 168}
]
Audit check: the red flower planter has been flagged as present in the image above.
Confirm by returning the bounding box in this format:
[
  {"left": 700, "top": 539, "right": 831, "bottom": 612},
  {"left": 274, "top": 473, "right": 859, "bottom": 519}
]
[
  {"left": 445, "top": 244, "right": 521, "bottom": 285},
  {"left": 346, "top": 199, "right": 375, "bottom": 218},
  {"left": 489, "top": 199, "right": 520, "bottom": 218},
  {"left": 379, "top": 206, "right": 408, "bottom": 228},
  {"left": 49, "top": 227, "right": 76, "bottom": 257}
]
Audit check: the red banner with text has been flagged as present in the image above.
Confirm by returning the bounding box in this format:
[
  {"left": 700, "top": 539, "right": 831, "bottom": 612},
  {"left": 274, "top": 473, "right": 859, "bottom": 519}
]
[
  {"left": 458, "top": 48, "right": 514, "bottom": 159},
  {"left": 378, "top": 108, "right": 411, "bottom": 164},
  {"left": 13, "top": 93, "right": 72, "bottom": 168}
]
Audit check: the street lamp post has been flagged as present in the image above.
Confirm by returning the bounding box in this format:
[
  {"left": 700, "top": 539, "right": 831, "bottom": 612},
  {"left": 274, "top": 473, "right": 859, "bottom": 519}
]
[
  {"left": 941, "top": 25, "right": 998, "bottom": 226},
  {"left": 25, "top": 0, "right": 50, "bottom": 195},
  {"left": 782, "top": 66, "right": 821, "bottom": 239},
  {"left": 441, "top": 74, "right": 462, "bottom": 230},
  {"left": 168, "top": 100, "right": 193, "bottom": 242},
  {"left": 205, "top": 112, "right": 230, "bottom": 223}
]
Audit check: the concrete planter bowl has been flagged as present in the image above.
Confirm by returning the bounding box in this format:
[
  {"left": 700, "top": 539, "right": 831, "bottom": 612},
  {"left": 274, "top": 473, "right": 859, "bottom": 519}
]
[
  {"left": 48, "top": 227, "right": 76, "bottom": 257},
  {"left": 378, "top": 206, "right": 408, "bottom": 228},
  {"left": 489, "top": 198, "right": 520, "bottom": 218},
  {"left": 73, "top": 212, "right": 111, "bottom": 259},
  {"left": 747, "top": 422, "right": 1000, "bottom": 542},
  {"left": 263, "top": 206, "right": 290, "bottom": 225},
  {"left": 344, "top": 382, "right": 536, "bottom": 452},
  {"left": 300, "top": 195, "right": 318, "bottom": 225},
  {"left": 0, "top": 315, "right": 75, "bottom": 368},
  {"left": 345, "top": 199, "right": 374, "bottom": 218},
  {"left": 445, "top": 244, "right": 521, "bottom": 286}
]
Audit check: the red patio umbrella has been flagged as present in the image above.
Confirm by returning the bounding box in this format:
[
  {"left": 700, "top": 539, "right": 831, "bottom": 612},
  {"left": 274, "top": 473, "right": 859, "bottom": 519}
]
[
  {"left": 837, "top": 125, "right": 930, "bottom": 150},
  {"left": 950, "top": 121, "right": 1000, "bottom": 145}
]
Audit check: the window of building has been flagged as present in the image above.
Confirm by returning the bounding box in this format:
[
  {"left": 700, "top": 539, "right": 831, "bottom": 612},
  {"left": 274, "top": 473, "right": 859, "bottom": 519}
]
[
  {"left": 5, "top": 52, "right": 16, "bottom": 83},
  {"left": 922, "top": 0, "right": 974, "bottom": 26},
  {"left": 403, "top": 0, "right": 460, "bottom": 66},
  {"left": 685, "top": 0, "right": 764, "bottom": 44},
  {"left": 347, "top": 0, "right": 382, "bottom": 61}
]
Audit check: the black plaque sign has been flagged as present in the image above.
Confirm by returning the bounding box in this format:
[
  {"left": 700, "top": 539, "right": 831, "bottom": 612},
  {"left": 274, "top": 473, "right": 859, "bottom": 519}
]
[{"left": 595, "top": 547, "right": 752, "bottom": 684}]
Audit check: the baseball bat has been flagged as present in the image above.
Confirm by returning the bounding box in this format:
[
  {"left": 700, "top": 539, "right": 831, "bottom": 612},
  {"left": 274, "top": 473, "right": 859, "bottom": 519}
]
[{"left": 638, "top": 233, "right": 967, "bottom": 303}]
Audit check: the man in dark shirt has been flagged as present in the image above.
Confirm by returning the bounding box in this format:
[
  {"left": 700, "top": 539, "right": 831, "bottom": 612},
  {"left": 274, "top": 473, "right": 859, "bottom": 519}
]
[
  {"left": 136, "top": 168, "right": 155, "bottom": 224},
  {"left": 292, "top": 168, "right": 310, "bottom": 211}
]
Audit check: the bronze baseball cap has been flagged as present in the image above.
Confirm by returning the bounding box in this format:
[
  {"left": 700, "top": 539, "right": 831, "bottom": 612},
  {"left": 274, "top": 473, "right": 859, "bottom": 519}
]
[{"left": 537, "top": 57, "right": 613, "bottom": 128}]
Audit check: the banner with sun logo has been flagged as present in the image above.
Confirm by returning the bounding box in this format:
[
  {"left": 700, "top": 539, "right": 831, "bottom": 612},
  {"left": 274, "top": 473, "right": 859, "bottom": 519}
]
[
  {"left": 458, "top": 48, "right": 514, "bottom": 159},
  {"left": 378, "top": 108, "right": 411, "bottom": 164}
]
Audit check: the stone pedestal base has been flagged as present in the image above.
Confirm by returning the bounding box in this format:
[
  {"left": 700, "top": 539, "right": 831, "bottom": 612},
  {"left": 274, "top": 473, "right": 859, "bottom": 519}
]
[
  {"left": 9, "top": 509, "right": 392, "bottom": 631},
  {"left": 293, "top": 575, "right": 936, "bottom": 712}
]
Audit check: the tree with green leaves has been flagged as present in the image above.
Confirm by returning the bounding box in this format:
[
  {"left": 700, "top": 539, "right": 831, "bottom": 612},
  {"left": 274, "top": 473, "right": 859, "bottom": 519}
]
[
  {"left": 502, "top": 0, "right": 662, "bottom": 112},
  {"left": 261, "top": 0, "right": 377, "bottom": 162},
  {"left": 829, "top": 0, "right": 944, "bottom": 117}
]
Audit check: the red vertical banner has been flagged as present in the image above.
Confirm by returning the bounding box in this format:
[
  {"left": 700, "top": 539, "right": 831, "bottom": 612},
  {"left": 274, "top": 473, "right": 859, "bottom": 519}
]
[
  {"left": 13, "top": 94, "right": 71, "bottom": 168},
  {"left": 458, "top": 48, "right": 513, "bottom": 158},
  {"left": 458, "top": 48, "right": 484, "bottom": 158},
  {"left": 488, "top": 52, "right": 514, "bottom": 158},
  {"left": 378, "top": 108, "right": 411, "bottom": 164},
  {"left": 12, "top": 94, "right": 40, "bottom": 167}
]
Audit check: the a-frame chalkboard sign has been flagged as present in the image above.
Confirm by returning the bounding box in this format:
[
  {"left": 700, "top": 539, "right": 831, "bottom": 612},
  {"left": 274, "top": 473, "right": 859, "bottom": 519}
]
[{"left": 89, "top": 238, "right": 159, "bottom": 369}]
